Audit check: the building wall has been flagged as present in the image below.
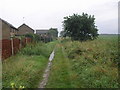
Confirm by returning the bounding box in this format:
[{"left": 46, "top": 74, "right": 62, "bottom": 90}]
[
  {"left": 10, "top": 28, "right": 18, "bottom": 37},
  {"left": 118, "top": 1, "right": 120, "bottom": 34},
  {"left": 0, "top": 19, "right": 2, "bottom": 40},
  {"left": 18, "top": 25, "right": 34, "bottom": 35},
  {"left": 0, "top": 20, "right": 1, "bottom": 86},
  {"left": 2, "top": 21, "right": 11, "bottom": 40}
]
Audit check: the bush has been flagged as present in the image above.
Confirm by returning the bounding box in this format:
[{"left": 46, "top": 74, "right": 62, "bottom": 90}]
[
  {"left": 19, "top": 43, "right": 50, "bottom": 58},
  {"left": 25, "top": 34, "right": 40, "bottom": 42}
]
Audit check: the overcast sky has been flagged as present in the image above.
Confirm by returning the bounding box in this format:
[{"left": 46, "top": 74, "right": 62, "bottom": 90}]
[{"left": 0, "top": 0, "right": 119, "bottom": 34}]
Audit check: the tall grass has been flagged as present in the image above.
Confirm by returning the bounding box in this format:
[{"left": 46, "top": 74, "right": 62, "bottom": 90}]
[
  {"left": 63, "top": 35, "right": 118, "bottom": 88},
  {"left": 19, "top": 43, "right": 50, "bottom": 58},
  {"left": 2, "top": 41, "right": 56, "bottom": 88},
  {"left": 46, "top": 35, "right": 118, "bottom": 88},
  {"left": 3, "top": 55, "right": 48, "bottom": 88}
]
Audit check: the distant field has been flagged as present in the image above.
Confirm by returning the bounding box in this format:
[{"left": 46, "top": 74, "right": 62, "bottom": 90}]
[
  {"left": 99, "top": 34, "right": 118, "bottom": 39},
  {"left": 46, "top": 35, "right": 119, "bottom": 88}
]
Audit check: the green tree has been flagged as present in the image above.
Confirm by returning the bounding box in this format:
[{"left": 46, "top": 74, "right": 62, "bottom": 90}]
[
  {"left": 60, "top": 31, "right": 65, "bottom": 37},
  {"left": 48, "top": 28, "right": 58, "bottom": 39},
  {"left": 25, "top": 33, "right": 40, "bottom": 42},
  {"left": 60, "top": 30, "right": 71, "bottom": 37},
  {"left": 63, "top": 13, "right": 99, "bottom": 41}
]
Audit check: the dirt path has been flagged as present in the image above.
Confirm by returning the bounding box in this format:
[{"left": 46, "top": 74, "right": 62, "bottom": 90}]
[
  {"left": 45, "top": 43, "right": 72, "bottom": 88},
  {"left": 38, "top": 50, "right": 55, "bottom": 88}
]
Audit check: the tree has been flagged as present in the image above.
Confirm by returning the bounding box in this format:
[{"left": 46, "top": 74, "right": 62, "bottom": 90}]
[
  {"left": 25, "top": 33, "right": 40, "bottom": 42},
  {"left": 63, "top": 13, "right": 99, "bottom": 41},
  {"left": 48, "top": 28, "right": 58, "bottom": 40},
  {"left": 60, "top": 31, "right": 65, "bottom": 37},
  {"left": 60, "top": 30, "right": 71, "bottom": 37}
]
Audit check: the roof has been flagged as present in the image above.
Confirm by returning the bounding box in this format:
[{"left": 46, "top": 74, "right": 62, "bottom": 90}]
[
  {"left": 18, "top": 23, "right": 34, "bottom": 31},
  {"left": 0, "top": 18, "right": 18, "bottom": 30},
  {"left": 36, "top": 30, "right": 49, "bottom": 34}
]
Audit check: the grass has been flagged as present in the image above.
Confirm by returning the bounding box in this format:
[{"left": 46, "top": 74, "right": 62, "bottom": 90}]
[
  {"left": 46, "top": 44, "right": 72, "bottom": 88},
  {"left": 2, "top": 36, "right": 119, "bottom": 88},
  {"left": 46, "top": 35, "right": 119, "bottom": 88},
  {"left": 2, "top": 41, "right": 56, "bottom": 88}
]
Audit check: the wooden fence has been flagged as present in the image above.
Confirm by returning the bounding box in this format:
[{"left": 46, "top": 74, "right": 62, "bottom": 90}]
[{"left": 0, "top": 37, "right": 32, "bottom": 60}]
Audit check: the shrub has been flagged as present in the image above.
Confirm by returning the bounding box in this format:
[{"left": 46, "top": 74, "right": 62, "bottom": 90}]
[
  {"left": 25, "top": 33, "right": 40, "bottom": 43},
  {"left": 19, "top": 43, "right": 50, "bottom": 58}
]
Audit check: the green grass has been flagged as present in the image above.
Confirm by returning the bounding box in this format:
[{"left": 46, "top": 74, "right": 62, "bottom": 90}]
[
  {"left": 2, "top": 36, "right": 119, "bottom": 88},
  {"left": 2, "top": 41, "right": 56, "bottom": 88},
  {"left": 19, "top": 42, "right": 52, "bottom": 58},
  {"left": 46, "top": 44, "right": 72, "bottom": 88},
  {"left": 46, "top": 35, "right": 119, "bottom": 88}
]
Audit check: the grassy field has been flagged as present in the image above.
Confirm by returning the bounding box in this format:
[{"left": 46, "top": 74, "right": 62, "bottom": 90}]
[
  {"left": 2, "top": 41, "right": 56, "bottom": 88},
  {"left": 46, "top": 35, "right": 119, "bottom": 88},
  {"left": 2, "top": 35, "right": 119, "bottom": 88}
]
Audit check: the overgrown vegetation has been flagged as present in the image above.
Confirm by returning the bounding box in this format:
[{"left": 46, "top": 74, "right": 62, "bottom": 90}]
[
  {"left": 46, "top": 35, "right": 118, "bottom": 88},
  {"left": 20, "top": 43, "right": 51, "bottom": 58},
  {"left": 2, "top": 34, "right": 118, "bottom": 88},
  {"left": 2, "top": 41, "right": 56, "bottom": 88},
  {"left": 25, "top": 33, "right": 40, "bottom": 43},
  {"left": 48, "top": 28, "right": 58, "bottom": 40}
]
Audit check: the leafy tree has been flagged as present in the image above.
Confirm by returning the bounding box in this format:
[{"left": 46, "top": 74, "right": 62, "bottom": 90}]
[
  {"left": 60, "top": 30, "right": 71, "bottom": 37},
  {"left": 63, "top": 13, "right": 99, "bottom": 41},
  {"left": 25, "top": 33, "right": 40, "bottom": 42},
  {"left": 60, "top": 31, "right": 65, "bottom": 37},
  {"left": 48, "top": 28, "right": 58, "bottom": 39}
]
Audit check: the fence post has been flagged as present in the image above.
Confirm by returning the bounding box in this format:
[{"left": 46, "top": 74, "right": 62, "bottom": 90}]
[{"left": 11, "top": 37, "right": 14, "bottom": 55}]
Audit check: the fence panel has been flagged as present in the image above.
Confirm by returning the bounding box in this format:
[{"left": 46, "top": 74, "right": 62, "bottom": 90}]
[
  {"left": 13, "top": 38, "right": 20, "bottom": 54},
  {"left": 2, "top": 39, "right": 12, "bottom": 60},
  {"left": 21, "top": 38, "right": 26, "bottom": 48},
  {"left": 1, "top": 37, "right": 32, "bottom": 60},
  {"left": 26, "top": 37, "right": 32, "bottom": 43}
]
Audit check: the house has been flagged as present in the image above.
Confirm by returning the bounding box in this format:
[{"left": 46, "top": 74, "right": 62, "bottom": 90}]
[
  {"left": 36, "top": 29, "right": 49, "bottom": 36},
  {"left": 36, "top": 28, "right": 58, "bottom": 42},
  {"left": 36, "top": 29, "right": 52, "bottom": 42},
  {"left": 0, "top": 18, "right": 18, "bottom": 40},
  {"left": 18, "top": 24, "right": 34, "bottom": 35},
  {"left": 36, "top": 28, "right": 58, "bottom": 37}
]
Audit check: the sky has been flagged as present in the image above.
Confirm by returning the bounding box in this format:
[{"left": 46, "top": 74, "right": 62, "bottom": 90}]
[{"left": 0, "top": 0, "right": 119, "bottom": 35}]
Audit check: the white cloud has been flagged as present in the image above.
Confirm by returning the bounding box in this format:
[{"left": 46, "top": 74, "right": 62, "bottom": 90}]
[{"left": 0, "top": 0, "right": 119, "bottom": 34}]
